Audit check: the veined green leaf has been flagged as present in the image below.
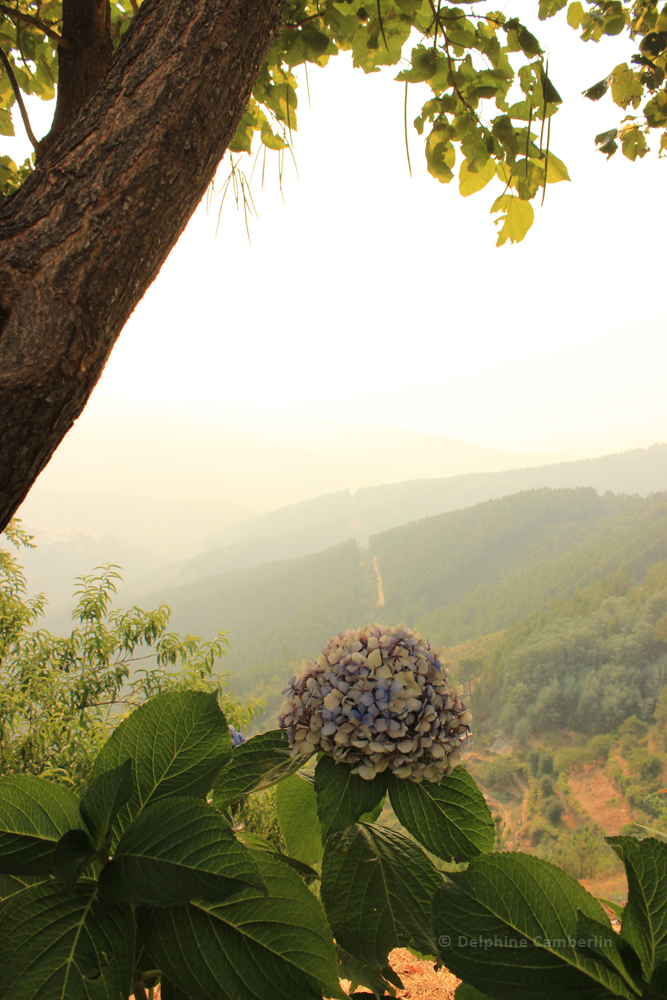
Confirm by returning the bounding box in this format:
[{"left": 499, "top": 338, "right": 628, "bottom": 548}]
[
  {"left": 52, "top": 829, "right": 99, "bottom": 893},
  {"left": 212, "top": 729, "right": 303, "bottom": 809},
  {"left": 321, "top": 822, "right": 442, "bottom": 970},
  {"left": 98, "top": 796, "right": 264, "bottom": 906},
  {"left": 79, "top": 758, "right": 134, "bottom": 848},
  {"left": 0, "top": 775, "right": 81, "bottom": 875},
  {"left": 432, "top": 852, "right": 630, "bottom": 999},
  {"left": 315, "top": 755, "right": 387, "bottom": 841},
  {"left": 236, "top": 830, "right": 320, "bottom": 885},
  {"left": 574, "top": 909, "right": 644, "bottom": 992},
  {"left": 276, "top": 770, "right": 323, "bottom": 866},
  {"left": 0, "top": 873, "right": 52, "bottom": 918},
  {"left": 236, "top": 830, "right": 319, "bottom": 881},
  {"left": 0, "top": 879, "right": 133, "bottom": 1000},
  {"left": 88, "top": 690, "right": 232, "bottom": 840},
  {"left": 139, "top": 852, "right": 344, "bottom": 1000},
  {"left": 607, "top": 835, "right": 667, "bottom": 983},
  {"left": 360, "top": 794, "right": 386, "bottom": 824},
  {"left": 388, "top": 767, "right": 495, "bottom": 862}
]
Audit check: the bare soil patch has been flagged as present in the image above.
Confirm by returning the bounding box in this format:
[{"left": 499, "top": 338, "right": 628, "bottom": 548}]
[
  {"left": 148, "top": 949, "right": 459, "bottom": 1000},
  {"left": 338, "top": 948, "right": 460, "bottom": 998},
  {"left": 567, "top": 765, "right": 634, "bottom": 834}
]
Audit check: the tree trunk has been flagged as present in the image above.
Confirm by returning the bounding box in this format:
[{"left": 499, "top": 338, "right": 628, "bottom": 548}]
[{"left": 0, "top": 0, "right": 285, "bottom": 533}]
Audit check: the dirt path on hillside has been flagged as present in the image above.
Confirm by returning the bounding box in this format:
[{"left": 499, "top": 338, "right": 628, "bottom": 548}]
[
  {"left": 567, "top": 765, "right": 635, "bottom": 834},
  {"left": 373, "top": 555, "right": 385, "bottom": 607}
]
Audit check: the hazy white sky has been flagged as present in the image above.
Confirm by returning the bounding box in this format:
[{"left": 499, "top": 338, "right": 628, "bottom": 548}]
[{"left": 7, "top": 9, "right": 666, "bottom": 453}]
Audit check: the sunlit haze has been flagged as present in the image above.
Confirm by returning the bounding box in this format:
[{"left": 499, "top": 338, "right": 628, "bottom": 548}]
[{"left": 8, "top": 10, "right": 666, "bottom": 531}]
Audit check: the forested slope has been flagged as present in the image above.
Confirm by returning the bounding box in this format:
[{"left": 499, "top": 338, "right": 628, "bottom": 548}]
[
  {"left": 373, "top": 488, "right": 667, "bottom": 645},
  {"left": 136, "top": 443, "right": 667, "bottom": 592},
  {"left": 147, "top": 487, "right": 667, "bottom": 722}
]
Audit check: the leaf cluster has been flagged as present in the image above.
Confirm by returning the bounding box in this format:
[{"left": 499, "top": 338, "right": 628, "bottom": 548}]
[
  {"left": 567, "top": 0, "right": 667, "bottom": 160},
  {"left": 0, "top": 521, "right": 262, "bottom": 788},
  {"left": 1, "top": 665, "right": 666, "bottom": 998},
  {"left": 1, "top": 0, "right": 570, "bottom": 243}
]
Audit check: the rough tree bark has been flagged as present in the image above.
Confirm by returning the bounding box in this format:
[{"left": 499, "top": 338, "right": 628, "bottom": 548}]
[
  {"left": 0, "top": 0, "right": 286, "bottom": 532},
  {"left": 40, "top": 0, "right": 114, "bottom": 159}
]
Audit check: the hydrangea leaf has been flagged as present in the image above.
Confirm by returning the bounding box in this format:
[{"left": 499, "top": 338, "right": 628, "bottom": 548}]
[
  {"left": 138, "top": 852, "right": 344, "bottom": 1000},
  {"left": 0, "top": 879, "right": 134, "bottom": 1000},
  {"left": 276, "top": 771, "right": 324, "bottom": 866},
  {"left": 0, "top": 874, "right": 51, "bottom": 918},
  {"left": 455, "top": 985, "right": 494, "bottom": 1000},
  {"left": 52, "top": 829, "right": 99, "bottom": 893},
  {"left": 161, "top": 980, "right": 195, "bottom": 1000},
  {"left": 79, "top": 758, "right": 134, "bottom": 848},
  {"left": 432, "top": 852, "right": 631, "bottom": 1000},
  {"left": 98, "top": 796, "right": 264, "bottom": 906},
  {"left": 360, "top": 795, "right": 386, "bottom": 824},
  {"left": 607, "top": 835, "right": 667, "bottom": 983},
  {"left": 388, "top": 766, "right": 495, "bottom": 863},
  {"left": 212, "top": 729, "right": 303, "bottom": 809},
  {"left": 236, "top": 830, "right": 320, "bottom": 882},
  {"left": 337, "top": 944, "right": 402, "bottom": 997},
  {"left": 321, "top": 822, "right": 442, "bottom": 971},
  {"left": 88, "top": 690, "right": 232, "bottom": 841},
  {"left": 315, "top": 755, "right": 388, "bottom": 841},
  {"left": 0, "top": 775, "right": 81, "bottom": 875}
]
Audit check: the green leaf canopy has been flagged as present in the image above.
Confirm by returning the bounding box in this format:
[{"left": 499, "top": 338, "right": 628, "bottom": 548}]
[
  {"left": 88, "top": 690, "right": 232, "bottom": 840},
  {"left": 98, "top": 796, "right": 265, "bottom": 906},
  {"left": 0, "top": 879, "right": 134, "bottom": 1000},
  {"left": 321, "top": 822, "right": 442, "bottom": 970},
  {"left": 212, "top": 730, "right": 304, "bottom": 809},
  {"left": 432, "top": 851, "right": 632, "bottom": 1000},
  {"left": 0, "top": 775, "right": 81, "bottom": 875},
  {"left": 138, "top": 852, "right": 343, "bottom": 1000},
  {"left": 388, "top": 767, "right": 495, "bottom": 863}
]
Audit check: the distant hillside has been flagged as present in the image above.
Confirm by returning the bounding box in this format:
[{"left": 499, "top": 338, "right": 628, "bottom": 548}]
[
  {"left": 371, "top": 487, "right": 667, "bottom": 645},
  {"left": 137, "top": 444, "right": 667, "bottom": 592},
  {"left": 25, "top": 396, "right": 554, "bottom": 520},
  {"left": 149, "top": 541, "right": 377, "bottom": 715},
  {"left": 141, "top": 487, "right": 667, "bottom": 720}
]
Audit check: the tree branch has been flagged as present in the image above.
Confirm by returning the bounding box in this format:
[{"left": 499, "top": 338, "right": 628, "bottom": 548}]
[
  {"left": 0, "top": 3, "right": 65, "bottom": 45},
  {"left": 443, "top": 34, "right": 477, "bottom": 117},
  {"left": 283, "top": 12, "right": 323, "bottom": 28},
  {"left": 0, "top": 45, "right": 40, "bottom": 152}
]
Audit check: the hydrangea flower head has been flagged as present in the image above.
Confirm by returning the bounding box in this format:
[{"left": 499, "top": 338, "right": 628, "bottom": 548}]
[
  {"left": 278, "top": 624, "right": 472, "bottom": 782},
  {"left": 229, "top": 725, "right": 246, "bottom": 748}
]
